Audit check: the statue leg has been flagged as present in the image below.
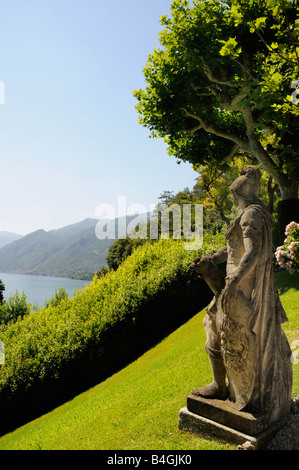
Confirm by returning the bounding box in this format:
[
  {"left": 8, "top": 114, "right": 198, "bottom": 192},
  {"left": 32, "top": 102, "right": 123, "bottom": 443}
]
[{"left": 192, "top": 314, "right": 227, "bottom": 399}]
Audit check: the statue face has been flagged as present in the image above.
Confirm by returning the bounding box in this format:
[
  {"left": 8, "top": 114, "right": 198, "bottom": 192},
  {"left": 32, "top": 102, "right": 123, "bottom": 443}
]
[
  {"left": 231, "top": 190, "right": 239, "bottom": 207},
  {"left": 230, "top": 189, "right": 247, "bottom": 210}
]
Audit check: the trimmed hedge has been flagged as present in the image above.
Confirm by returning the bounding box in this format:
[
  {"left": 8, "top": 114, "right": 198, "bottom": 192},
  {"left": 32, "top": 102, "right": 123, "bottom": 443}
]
[{"left": 0, "top": 236, "right": 225, "bottom": 434}]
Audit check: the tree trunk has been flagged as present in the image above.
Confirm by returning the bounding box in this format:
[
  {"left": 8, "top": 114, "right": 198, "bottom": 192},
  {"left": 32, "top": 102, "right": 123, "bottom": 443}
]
[
  {"left": 250, "top": 140, "right": 299, "bottom": 245},
  {"left": 273, "top": 180, "right": 299, "bottom": 245},
  {"left": 267, "top": 176, "right": 277, "bottom": 215},
  {"left": 279, "top": 183, "right": 299, "bottom": 201}
]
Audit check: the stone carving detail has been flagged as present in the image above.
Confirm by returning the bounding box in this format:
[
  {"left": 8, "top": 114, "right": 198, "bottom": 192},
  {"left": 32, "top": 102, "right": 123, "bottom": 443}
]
[
  {"left": 192, "top": 166, "right": 293, "bottom": 414},
  {"left": 220, "top": 315, "right": 251, "bottom": 371}
]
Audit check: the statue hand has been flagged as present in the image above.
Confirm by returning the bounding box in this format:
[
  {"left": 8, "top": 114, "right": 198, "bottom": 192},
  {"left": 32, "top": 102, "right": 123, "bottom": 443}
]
[
  {"left": 192, "top": 256, "right": 212, "bottom": 277},
  {"left": 225, "top": 274, "right": 239, "bottom": 290},
  {"left": 221, "top": 275, "right": 239, "bottom": 312}
]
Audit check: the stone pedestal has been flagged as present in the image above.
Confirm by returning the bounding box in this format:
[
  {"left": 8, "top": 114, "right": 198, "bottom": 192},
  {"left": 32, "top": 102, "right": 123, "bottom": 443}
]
[{"left": 178, "top": 393, "right": 291, "bottom": 450}]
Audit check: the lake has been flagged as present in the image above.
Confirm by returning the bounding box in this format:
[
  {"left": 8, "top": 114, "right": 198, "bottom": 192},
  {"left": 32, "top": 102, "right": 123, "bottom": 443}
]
[{"left": 0, "top": 272, "right": 89, "bottom": 308}]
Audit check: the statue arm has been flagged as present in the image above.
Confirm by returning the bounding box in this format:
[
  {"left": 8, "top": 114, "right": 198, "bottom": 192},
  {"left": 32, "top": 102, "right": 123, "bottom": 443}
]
[
  {"left": 222, "top": 233, "right": 261, "bottom": 312},
  {"left": 227, "top": 236, "right": 261, "bottom": 287},
  {"left": 226, "top": 209, "right": 263, "bottom": 287},
  {"left": 210, "top": 246, "right": 228, "bottom": 264}
]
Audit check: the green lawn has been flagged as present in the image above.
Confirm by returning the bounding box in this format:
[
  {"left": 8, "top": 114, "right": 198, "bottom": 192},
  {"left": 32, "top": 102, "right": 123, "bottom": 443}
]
[{"left": 0, "top": 271, "right": 298, "bottom": 450}]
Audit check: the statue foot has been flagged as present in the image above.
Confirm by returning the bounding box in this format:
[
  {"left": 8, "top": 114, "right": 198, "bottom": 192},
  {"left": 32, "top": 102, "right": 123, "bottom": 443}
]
[{"left": 191, "top": 381, "right": 227, "bottom": 400}]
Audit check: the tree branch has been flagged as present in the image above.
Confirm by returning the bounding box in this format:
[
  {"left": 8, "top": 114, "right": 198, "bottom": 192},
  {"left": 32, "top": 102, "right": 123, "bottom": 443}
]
[
  {"left": 239, "top": 107, "right": 290, "bottom": 188},
  {"left": 190, "top": 82, "right": 214, "bottom": 97},
  {"left": 180, "top": 105, "right": 290, "bottom": 190},
  {"left": 219, "top": 144, "right": 239, "bottom": 164},
  {"left": 185, "top": 124, "right": 203, "bottom": 135},
  {"left": 192, "top": 68, "right": 248, "bottom": 112},
  {"left": 231, "top": 92, "right": 248, "bottom": 109},
  {"left": 180, "top": 107, "right": 250, "bottom": 150},
  {"left": 202, "top": 62, "right": 255, "bottom": 87}
]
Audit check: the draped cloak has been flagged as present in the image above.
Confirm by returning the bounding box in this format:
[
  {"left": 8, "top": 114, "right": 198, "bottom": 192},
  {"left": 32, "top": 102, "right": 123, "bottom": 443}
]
[{"left": 217, "top": 204, "right": 293, "bottom": 413}]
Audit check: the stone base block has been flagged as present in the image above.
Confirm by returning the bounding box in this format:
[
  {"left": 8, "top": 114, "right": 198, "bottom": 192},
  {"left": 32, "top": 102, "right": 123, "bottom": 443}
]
[
  {"left": 186, "top": 393, "right": 290, "bottom": 435},
  {"left": 178, "top": 394, "right": 294, "bottom": 449},
  {"left": 178, "top": 407, "right": 288, "bottom": 450}
]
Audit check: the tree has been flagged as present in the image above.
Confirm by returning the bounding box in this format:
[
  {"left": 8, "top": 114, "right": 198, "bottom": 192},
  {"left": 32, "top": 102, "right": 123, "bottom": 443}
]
[
  {"left": 0, "top": 281, "right": 4, "bottom": 304},
  {"left": 44, "top": 287, "right": 69, "bottom": 308},
  {"left": 0, "top": 290, "right": 30, "bottom": 325},
  {"left": 134, "top": 0, "right": 299, "bottom": 240},
  {"left": 158, "top": 190, "right": 175, "bottom": 205},
  {"left": 194, "top": 165, "right": 235, "bottom": 227},
  {"left": 95, "top": 266, "right": 109, "bottom": 278},
  {"left": 106, "top": 237, "right": 146, "bottom": 271},
  {"left": 195, "top": 157, "right": 280, "bottom": 212}
]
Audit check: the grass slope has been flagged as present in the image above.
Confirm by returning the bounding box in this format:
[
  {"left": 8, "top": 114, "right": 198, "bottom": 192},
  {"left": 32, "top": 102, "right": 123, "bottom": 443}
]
[{"left": 0, "top": 271, "right": 298, "bottom": 451}]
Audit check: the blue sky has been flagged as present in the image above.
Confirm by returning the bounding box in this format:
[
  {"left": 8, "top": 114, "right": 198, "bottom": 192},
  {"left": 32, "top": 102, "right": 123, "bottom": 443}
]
[{"left": 0, "top": 0, "right": 197, "bottom": 235}]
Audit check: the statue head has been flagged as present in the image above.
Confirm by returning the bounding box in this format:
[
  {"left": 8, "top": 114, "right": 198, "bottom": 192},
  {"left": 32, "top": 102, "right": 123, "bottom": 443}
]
[{"left": 229, "top": 166, "right": 262, "bottom": 207}]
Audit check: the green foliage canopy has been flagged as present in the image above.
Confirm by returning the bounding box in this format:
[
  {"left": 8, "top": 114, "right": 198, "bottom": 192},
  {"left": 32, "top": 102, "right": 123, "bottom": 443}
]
[{"left": 134, "top": 0, "right": 299, "bottom": 200}]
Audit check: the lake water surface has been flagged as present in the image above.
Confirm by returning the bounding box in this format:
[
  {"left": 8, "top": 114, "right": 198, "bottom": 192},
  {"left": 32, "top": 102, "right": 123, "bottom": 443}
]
[{"left": 0, "top": 272, "right": 89, "bottom": 307}]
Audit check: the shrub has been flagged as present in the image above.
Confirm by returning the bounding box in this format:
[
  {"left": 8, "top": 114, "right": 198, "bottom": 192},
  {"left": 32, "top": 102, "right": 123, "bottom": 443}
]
[
  {"left": 95, "top": 266, "right": 109, "bottom": 279},
  {"left": 0, "top": 290, "right": 31, "bottom": 325},
  {"left": 44, "top": 287, "right": 69, "bottom": 308},
  {"left": 0, "top": 236, "right": 225, "bottom": 434},
  {"left": 106, "top": 236, "right": 146, "bottom": 270},
  {"left": 275, "top": 221, "right": 299, "bottom": 274}
]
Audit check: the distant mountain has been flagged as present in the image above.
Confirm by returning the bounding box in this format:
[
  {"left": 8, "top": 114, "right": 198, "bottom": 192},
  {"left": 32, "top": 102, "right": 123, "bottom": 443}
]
[
  {"left": 0, "top": 216, "right": 148, "bottom": 279},
  {"left": 0, "top": 232, "right": 23, "bottom": 249}
]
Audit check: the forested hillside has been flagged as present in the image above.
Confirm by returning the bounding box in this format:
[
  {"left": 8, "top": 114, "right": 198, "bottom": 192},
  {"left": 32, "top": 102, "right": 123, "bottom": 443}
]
[
  {"left": 0, "top": 232, "right": 23, "bottom": 249},
  {"left": 0, "top": 217, "right": 141, "bottom": 279}
]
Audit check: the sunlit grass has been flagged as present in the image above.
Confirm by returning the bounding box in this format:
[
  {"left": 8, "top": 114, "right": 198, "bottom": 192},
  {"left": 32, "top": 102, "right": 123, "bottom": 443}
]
[
  {"left": 277, "top": 271, "right": 299, "bottom": 396},
  {"left": 0, "top": 310, "right": 234, "bottom": 450}
]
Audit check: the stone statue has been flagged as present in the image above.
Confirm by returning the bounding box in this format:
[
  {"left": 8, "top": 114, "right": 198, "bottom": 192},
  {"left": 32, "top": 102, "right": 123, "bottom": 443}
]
[{"left": 192, "top": 166, "right": 293, "bottom": 414}]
